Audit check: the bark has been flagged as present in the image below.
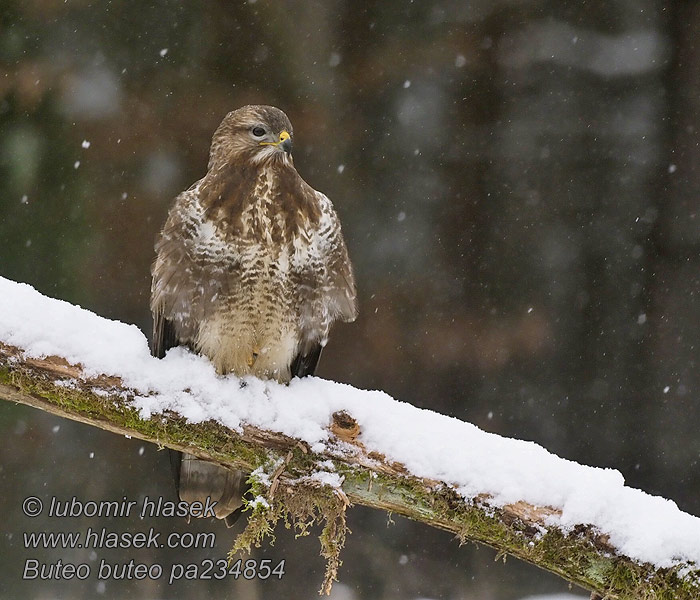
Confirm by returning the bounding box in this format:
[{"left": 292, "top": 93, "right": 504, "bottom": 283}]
[{"left": 1, "top": 341, "right": 698, "bottom": 599}]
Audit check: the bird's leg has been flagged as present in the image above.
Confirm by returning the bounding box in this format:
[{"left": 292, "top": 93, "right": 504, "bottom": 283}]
[{"left": 247, "top": 345, "right": 260, "bottom": 368}]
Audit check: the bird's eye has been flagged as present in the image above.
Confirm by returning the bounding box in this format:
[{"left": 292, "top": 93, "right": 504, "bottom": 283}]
[{"left": 252, "top": 127, "right": 266, "bottom": 137}]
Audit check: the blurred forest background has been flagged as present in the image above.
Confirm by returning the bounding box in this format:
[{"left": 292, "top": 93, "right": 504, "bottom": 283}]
[{"left": 1, "top": 0, "right": 698, "bottom": 599}]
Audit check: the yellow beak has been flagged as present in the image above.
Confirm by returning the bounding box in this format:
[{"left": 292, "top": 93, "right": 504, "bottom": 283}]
[{"left": 260, "top": 130, "right": 292, "bottom": 154}]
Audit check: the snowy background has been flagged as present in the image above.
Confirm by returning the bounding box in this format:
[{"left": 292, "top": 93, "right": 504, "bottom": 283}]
[{"left": 1, "top": 1, "right": 698, "bottom": 599}]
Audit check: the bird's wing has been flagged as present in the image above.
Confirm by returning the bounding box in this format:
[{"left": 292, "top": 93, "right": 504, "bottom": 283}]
[
  {"left": 313, "top": 190, "right": 358, "bottom": 323},
  {"left": 289, "top": 190, "right": 357, "bottom": 379},
  {"left": 151, "top": 310, "right": 179, "bottom": 359},
  {"left": 150, "top": 184, "right": 230, "bottom": 348},
  {"left": 290, "top": 343, "right": 323, "bottom": 378}
]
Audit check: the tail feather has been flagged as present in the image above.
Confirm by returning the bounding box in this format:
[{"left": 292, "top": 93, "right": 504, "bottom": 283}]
[{"left": 177, "top": 453, "right": 247, "bottom": 525}]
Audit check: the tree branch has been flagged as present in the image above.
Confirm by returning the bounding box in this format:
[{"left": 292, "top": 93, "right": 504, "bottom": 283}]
[{"left": 1, "top": 341, "right": 698, "bottom": 598}]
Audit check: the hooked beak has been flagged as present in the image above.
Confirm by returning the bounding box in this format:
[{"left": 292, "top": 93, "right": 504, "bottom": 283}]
[
  {"left": 279, "top": 130, "right": 292, "bottom": 155},
  {"left": 260, "top": 130, "right": 292, "bottom": 155}
]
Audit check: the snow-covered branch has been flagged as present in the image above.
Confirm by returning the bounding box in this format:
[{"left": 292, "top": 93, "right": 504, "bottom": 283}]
[{"left": 1, "top": 276, "right": 699, "bottom": 598}]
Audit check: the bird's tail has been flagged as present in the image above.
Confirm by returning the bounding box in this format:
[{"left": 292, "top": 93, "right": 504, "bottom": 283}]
[{"left": 170, "top": 450, "right": 247, "bottom": 527}]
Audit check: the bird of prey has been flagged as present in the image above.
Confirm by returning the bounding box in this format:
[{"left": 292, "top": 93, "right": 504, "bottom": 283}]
[{"left": 150, "top": 105, "right": 357, "bottom": 525}]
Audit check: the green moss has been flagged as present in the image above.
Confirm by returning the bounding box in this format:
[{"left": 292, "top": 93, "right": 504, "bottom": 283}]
[
  {"left": 336, "top": 463, "right": 700, "bottom": 599},
  {"left": 228, "top": 460, "right": 350, "bottom": 595}
]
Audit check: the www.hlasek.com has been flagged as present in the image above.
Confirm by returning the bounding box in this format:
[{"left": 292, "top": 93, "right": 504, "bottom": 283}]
[{"left": 20, "top": 495, "right": 285, "bottom": 585}]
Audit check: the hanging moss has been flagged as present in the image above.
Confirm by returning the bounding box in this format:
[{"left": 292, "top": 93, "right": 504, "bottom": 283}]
[{"left": 228, "top": 460, "right": 349, "bottom": 594}]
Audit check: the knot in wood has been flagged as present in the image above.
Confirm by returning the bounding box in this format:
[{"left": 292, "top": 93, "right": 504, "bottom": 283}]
[{"left": 330, "top": 410, "right": 360, "bottom": 442}]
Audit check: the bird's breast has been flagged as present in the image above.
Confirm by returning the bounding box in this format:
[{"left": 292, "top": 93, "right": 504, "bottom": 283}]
[{"left": 174, "top": 167, "right": 328, "bottom": 379}]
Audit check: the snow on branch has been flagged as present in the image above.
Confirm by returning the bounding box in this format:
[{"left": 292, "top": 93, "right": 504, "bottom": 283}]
[{"left": 0, "top": 276, "right": 699, "bottom": 598}]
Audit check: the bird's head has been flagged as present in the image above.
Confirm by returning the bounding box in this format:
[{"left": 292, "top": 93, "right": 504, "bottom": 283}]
[{"left": 208, "top": 105, "right": 294, "bottom": 170}]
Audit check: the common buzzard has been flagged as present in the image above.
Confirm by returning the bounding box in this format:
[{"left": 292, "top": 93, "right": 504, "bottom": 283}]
[{"left": 150, "top": 105, "right": 357, "bottom": 525}]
